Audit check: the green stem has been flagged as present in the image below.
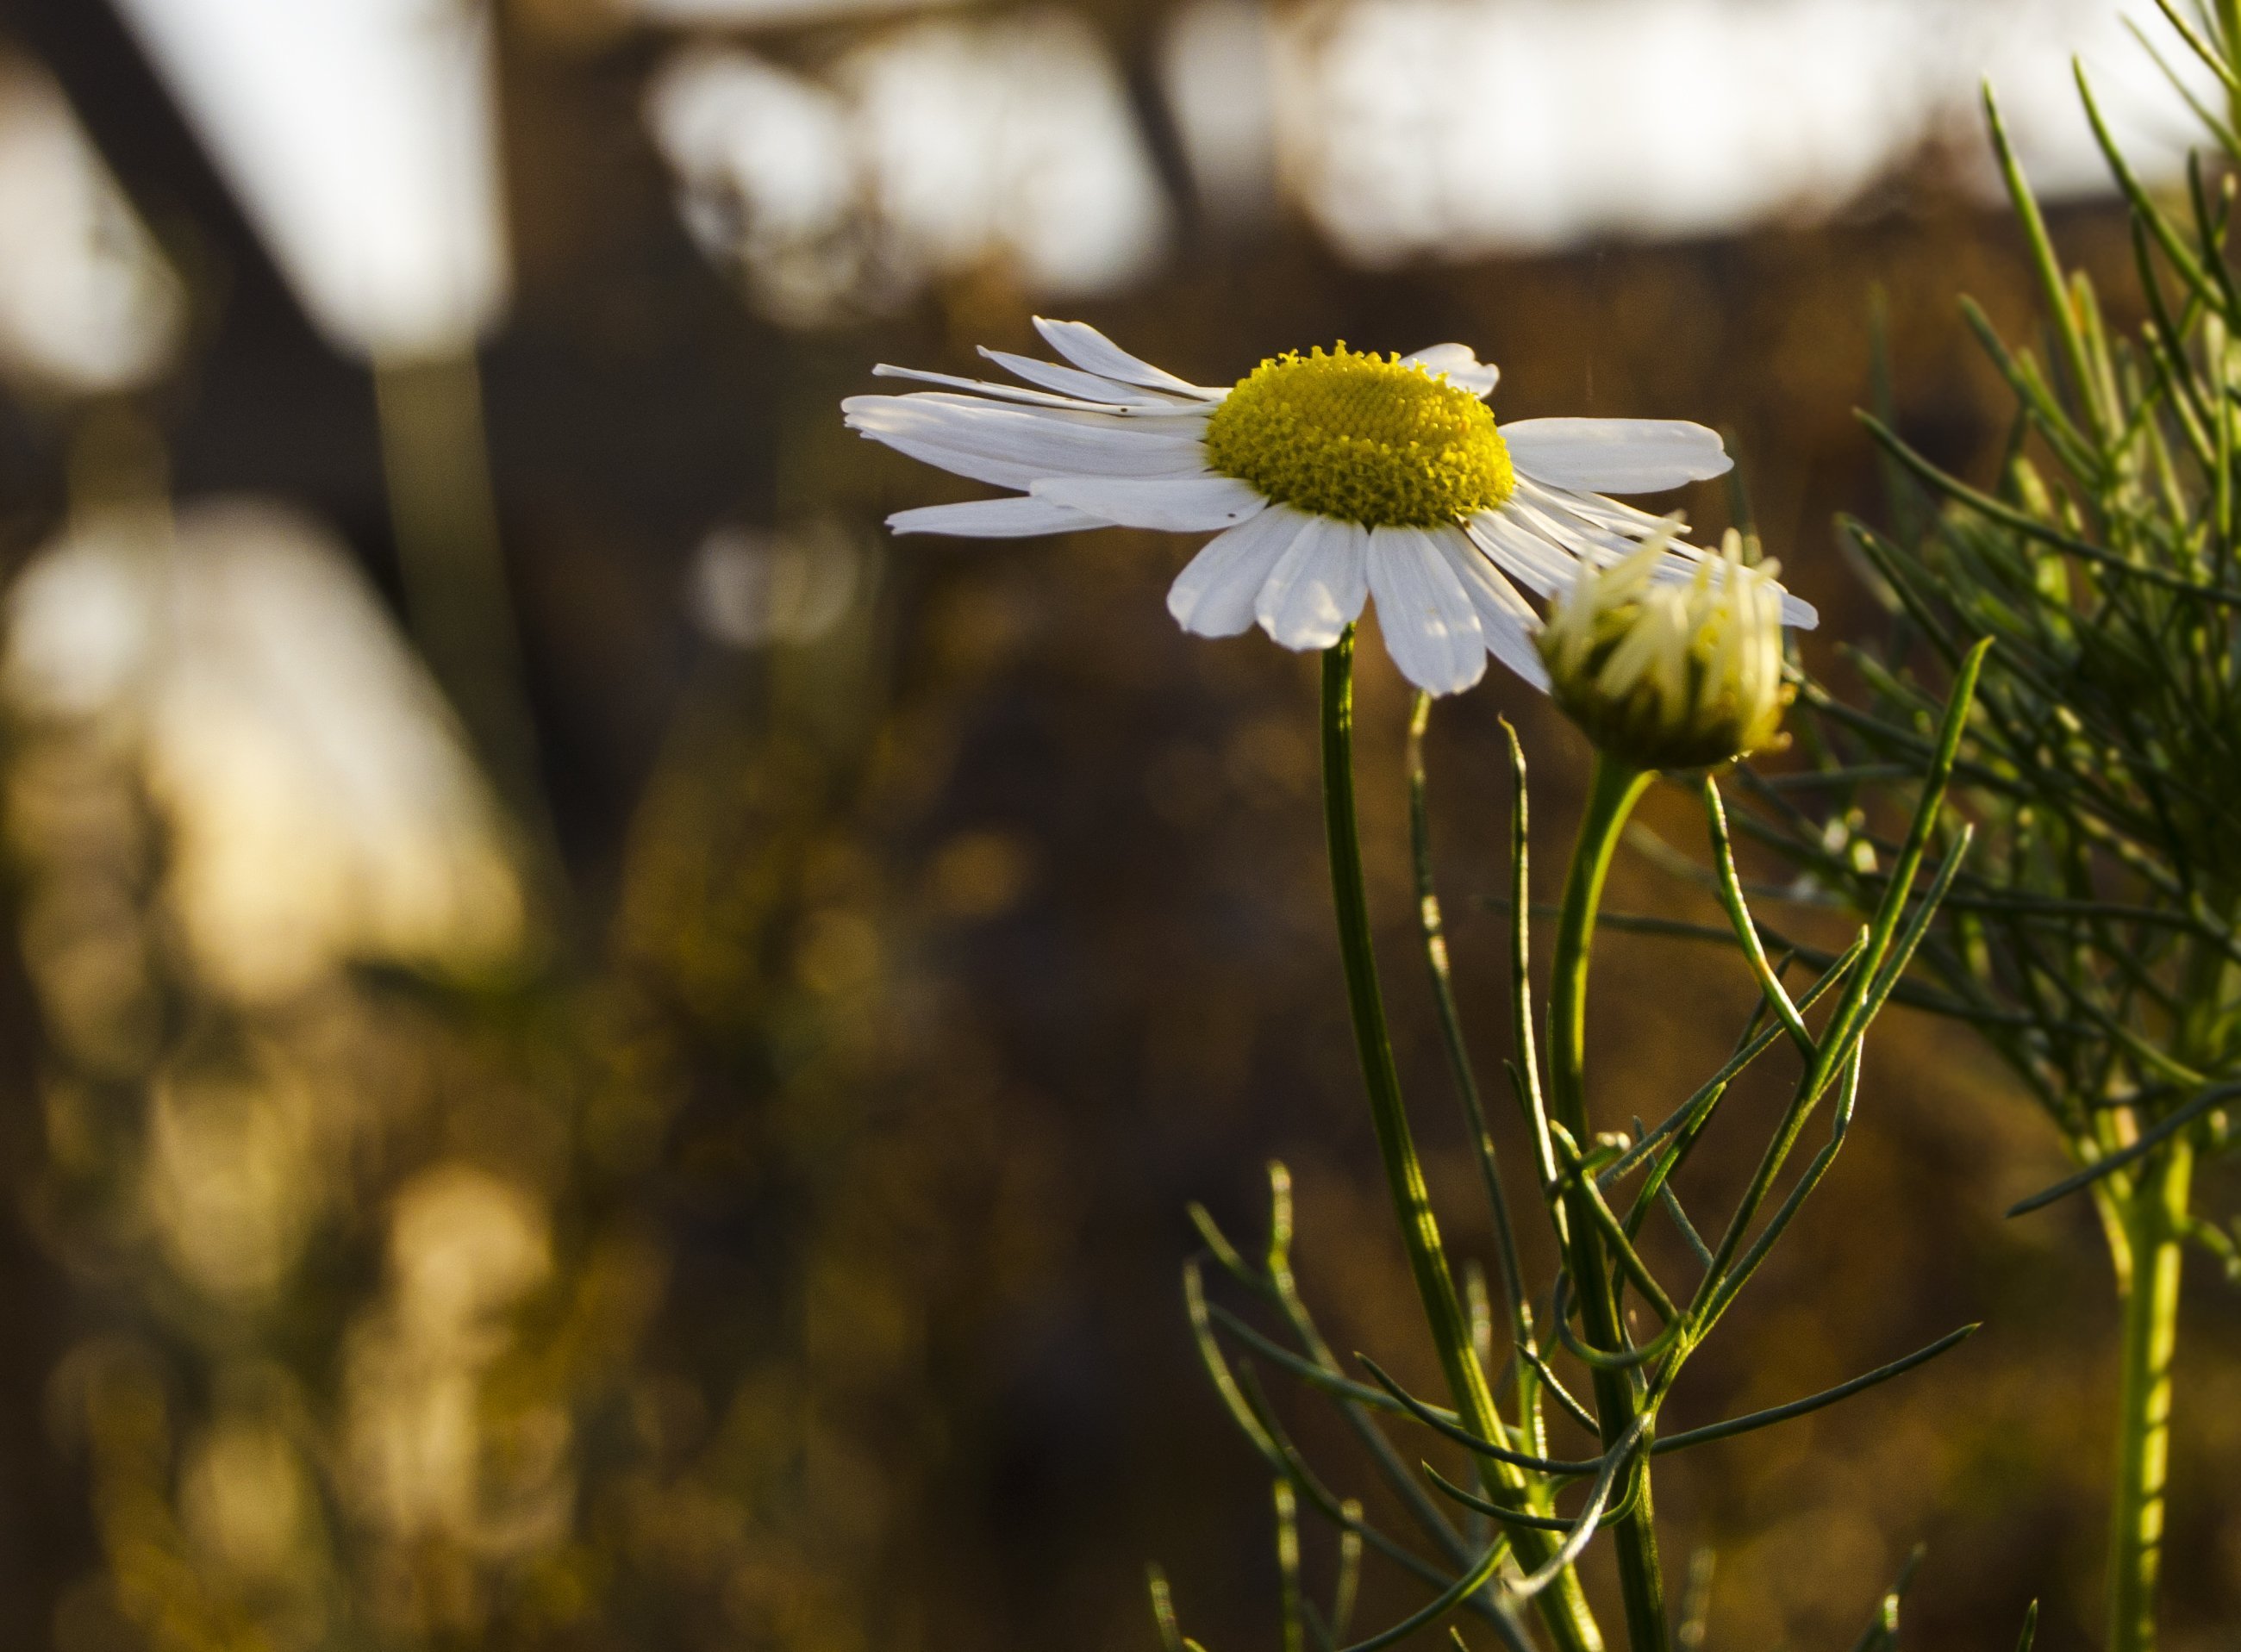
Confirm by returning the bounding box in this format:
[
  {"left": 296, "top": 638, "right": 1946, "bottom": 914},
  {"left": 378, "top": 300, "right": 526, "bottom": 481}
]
[
  {"left": 1547, "top": 751, "right": 1669, "bottom": 1652},
  {"left": 1318, "top": 635, "right": 1602, "bottom": 1652},
  {"left": 2107, "top": 1138, "right": 2190, "bottom": 1652},
  {"left": 2105, "top": 922, "right": 2223, "bottom": 1652},
  {"left": 1407, "top": 695, "right": 1536, "bottom": 1404},
  {"left": 2224, "top": 0, "right": 2241, "bottom": 146}
]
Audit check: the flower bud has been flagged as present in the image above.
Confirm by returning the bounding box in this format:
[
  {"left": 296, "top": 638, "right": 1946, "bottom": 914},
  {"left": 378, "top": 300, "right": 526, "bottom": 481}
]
[{"left": 1537, "top": 526, "right": 1792, "bottom": 771}]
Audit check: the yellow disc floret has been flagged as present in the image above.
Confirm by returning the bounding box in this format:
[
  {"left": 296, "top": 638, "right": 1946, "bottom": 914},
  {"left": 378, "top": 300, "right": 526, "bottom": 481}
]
[{"left": 1201, "top": 344, "right": 1514, "bottom": 528}]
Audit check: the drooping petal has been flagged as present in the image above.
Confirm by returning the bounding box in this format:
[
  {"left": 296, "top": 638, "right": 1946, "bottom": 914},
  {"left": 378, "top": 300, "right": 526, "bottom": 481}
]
[
  {"left": 1364, "top": 525, "right": 1486, "bottom": 695},
  {"left": 1029, "top": 474, "right": 1267, "bottom": 532},
  {"left": 846, "top": 427, "right": 1044, "bottom": 491},
  {"left": 1647, "top": 548, "right": 1816, "bottom": 628},
  {"left": 1467, "top": 508, "right": 1603, "bottom": 598},
  {"left": 1482, "top": 489, "right": 1696, "bottom": 590},
  {"left": 1439, "top": 530, "right": 1551, "bottom": 689},
  {"left": 1033, "top": 317, "right": 1221, "bottom": 397},
  {"left": 1500, "top": 491, "right": 1646, "bottom": 573},
  {"left": 1516, "top": 475, "right": 1671, "bottom": 534},
  {"left": 1167, "top": 505, "right": 1309, "bottom": 637},
  {"left": 979, "top": 347, "right": 1209, "bottom": 408},
  {"left": 872, "top": 362, "right": 1119, "bottom": 412},
  {"left": 874, "top": 362, "right": 1208, "bottom": 418},
  {"left": 1401, "top": 343, "right": 1500, "bottom": 399},
  {"left": 1256, "top": 515, "right": 1370, "bottom": 650},
  {"left": 1501, "top": 418, "right": 1732, "bottom": 493},
  {"left": 877, "top": 390, "right": 1185, "bottom": 431},
  {"left": 888, "top": 496, "right": 1106, "bottom": 537},
  {"left": 1639, "top": 546, "right": 1819, "bottom": 628},
  {"left": 1485, "top": 486, "right": 1821, "bottom": 637},
  {"left": 844, "top": 395, "right": 1209, "bottom": 479}
]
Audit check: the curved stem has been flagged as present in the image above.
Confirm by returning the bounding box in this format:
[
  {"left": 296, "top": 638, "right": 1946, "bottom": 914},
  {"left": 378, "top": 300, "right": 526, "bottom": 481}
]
[
  {"left": 1547, "top": 751, "right": 1670, "bottom": 1652},
  {"left": 1408, "top": 695, "right": 1537, "bottom": 1412},
  {"left": 2108, "top": 1138, "right": 2190, "bottom": 1652},
  {"left": 1319, "top": 635, "right": 1601, "bottom": 1652}
]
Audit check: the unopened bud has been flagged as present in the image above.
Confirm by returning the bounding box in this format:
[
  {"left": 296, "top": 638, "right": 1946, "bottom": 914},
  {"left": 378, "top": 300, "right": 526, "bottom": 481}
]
[{"left": 1538, "top": 526, "right": 1792, "bottom": 771}]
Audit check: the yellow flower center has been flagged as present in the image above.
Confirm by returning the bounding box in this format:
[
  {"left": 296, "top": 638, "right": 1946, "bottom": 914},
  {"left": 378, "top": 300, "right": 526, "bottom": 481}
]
[{"left": 1201, "top": 345, "right": 1514, "bottom": 528}]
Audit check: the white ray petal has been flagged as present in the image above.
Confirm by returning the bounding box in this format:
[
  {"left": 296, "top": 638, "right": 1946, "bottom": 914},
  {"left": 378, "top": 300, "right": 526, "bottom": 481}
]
[
  {"left": 1630, "top": 544, "right": 1820, "bottom": 627},
  {"left": 1256, "top": 515, "right": 1369, "bottom": 650},
  {"left": 1439, "top": 530, "right": 1550, "bottom": 690},
  {"left": 1508, "top": 483, "right": 1817, "bottom": 628},
  {"left": 1503, "top": 418, "right": 1732, "bottom": 493},
  {"left": 1032, "top": 316, "right": 1220, "bottom": 397},
  {"left": 1480, "top": 496, "right": 1818, "bottom": 640},
  {"left": 1514, "top": 476, "right": 1670, "bottom": 534},
  {"left": 1029, "top": 474, "right": 1264, "bottom": 531},
  {"left": 1637, "top": 548, "right": 1818, "bottom": 629},
  {"left": 1167, "top": 504, "right": 1308, "bottom": 637},
  {"left": 856, "top": 387, "right": 1201, "bottom": 433},
  {"left": 1502, "top": 493, "right": 1648, "bottom": 568},
  {"left": 845, "top": 396, "right": 1208, "bottom": 478},
  {"left": 887, "top": 496, "right": 1105, "bottom": 537},
  {"left": 1401, "top": 343, "right": 1499, "bottom": 399},
  {"left": 979, "top": 346, "right": 1208, "bottom": 408},
  {"left": 873, "top": 362, "right": 1147, "bottom": 414},
  {"left": 850, "top": 428, "right": 1045, "bottom": 491},
  {"left": 1468, "top": 508, "right": 1601, "bottom": 597},
  {"left": 1365, "top": 525, "right": 1486, "bottom": 695},
  {"left": 873, "top": 360, "right": 1201, "bottom": 415}
]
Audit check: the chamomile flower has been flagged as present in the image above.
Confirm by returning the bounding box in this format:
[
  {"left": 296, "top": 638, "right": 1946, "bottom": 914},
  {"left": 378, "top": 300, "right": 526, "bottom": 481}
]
[
  {"left": 843, "top": 318, "right": 1816, "bottom": 696},
  {"left": 1539, "top": 524, "right": 1793, "bottom": 770}
]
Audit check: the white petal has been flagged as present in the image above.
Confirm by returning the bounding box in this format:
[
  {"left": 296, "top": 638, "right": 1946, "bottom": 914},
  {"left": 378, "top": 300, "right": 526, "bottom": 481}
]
[
  {"left": 888, "top": 496, "right": 1105, "bottom": 537},
  {"left": 873, "top": 362, "right": 1142, "bottom": 414},
  {"left": 874, "top": 363, "right": 1106, "bottom": 411},
  {"left": 1640, "top": 552, "right": 1817, "bottom": 628},
  {"left": 1032, "top": 317, "right": 1219, "bottom": 397},
  {"left": 1637, "top": 545, "right": 1818, "bottom": 627},
  {"left": 845, "top": 395, "right": 1208, "bottom": 479},
  {"left": 1401, "top": 343, "right": 1500, "bottom": 399},
  {"left": 1468, "top": 508, "right": 1599, "bottom": 598},
  {"left": 1478, "top": 498, "right": 1820, "bottom": 633},
  {"left": 1511, "top": 482, "right": 1817, "bottom": 628},
  {"left": 1365, "top": 526, "right": 1486, "bottom": 695},
  {"left": 1502, "top": 418, "right": 1732, "bottom": 493},
  {"left": 1167, "top": 505, "right": 1309, "bottom": 637},
  {"left": 1438, "top": 531, "right": 1551, "bottom": 690},
  {"left": 1256, "top": 515, "right": 1370, "bottom": 650},
  {"left": 979, "top": 347, "right": 1207, "bottom": 408},
  {"left": 873, "top": 390, "right": 1181, "bottom": 431},
  {"left": 1516, "top": 476, "right": 1669, "bottom": 533},
  {"left": 850, "top": 427, "right": 1043, "bottom": 491},
  {"left": 1030, "top": 475, "right": 1266, "bottom": 532},
  {"left": 1502, "top": 492, "right": 1643, "bottom": 570}
]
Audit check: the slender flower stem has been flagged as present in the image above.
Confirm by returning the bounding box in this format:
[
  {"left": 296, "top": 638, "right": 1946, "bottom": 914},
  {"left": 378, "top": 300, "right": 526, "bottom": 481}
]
[
  {"left": 2107, "top": 1139, "right": 2190, "bottom": 1652},
  {"left": 1408, "top": 695, "right": 1536, "bottom": 1400},
  {"left": 1319, "top": 634, "right": 1603, "bottom": 1652},
  {"left": 1546, "top": 751, "right": 1669, "bottom": 1652}
]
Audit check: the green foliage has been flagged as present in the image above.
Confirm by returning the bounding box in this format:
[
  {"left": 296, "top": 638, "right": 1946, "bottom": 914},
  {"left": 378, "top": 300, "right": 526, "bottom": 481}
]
[
  {"left": 1738, "top": 8, "right": 2241, "bottom": 1649},
  {"left": 1756, "top": 36, "right": 2241, "bottom": 1195}
]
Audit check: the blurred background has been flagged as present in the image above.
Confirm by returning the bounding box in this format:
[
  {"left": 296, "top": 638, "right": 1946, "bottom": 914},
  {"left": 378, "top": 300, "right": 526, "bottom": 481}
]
[{"left": 0, "top": 0, "right": 2227, "bottom": 1648}]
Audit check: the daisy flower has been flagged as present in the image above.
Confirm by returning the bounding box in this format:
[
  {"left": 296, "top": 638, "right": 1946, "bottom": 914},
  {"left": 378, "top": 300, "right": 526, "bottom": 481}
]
[{"left": 843, "top": 317, "right": 1816, "bottom": 696}]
